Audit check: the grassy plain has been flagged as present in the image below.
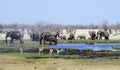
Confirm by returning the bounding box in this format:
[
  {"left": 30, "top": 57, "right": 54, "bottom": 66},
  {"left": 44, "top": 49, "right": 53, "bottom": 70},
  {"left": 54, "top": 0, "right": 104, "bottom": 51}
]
[
  {"left": 0, "top": 53, "right": 120, "bottom": 70},
  {"left": 0, "top": 40, "right": 120, "bottom": 70}
]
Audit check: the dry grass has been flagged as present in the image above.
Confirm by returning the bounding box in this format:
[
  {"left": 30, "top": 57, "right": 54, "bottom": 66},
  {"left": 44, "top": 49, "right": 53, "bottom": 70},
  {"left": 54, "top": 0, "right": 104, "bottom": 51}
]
[{"left": 0, "top": 54, "right": 120, "bottom": 70}]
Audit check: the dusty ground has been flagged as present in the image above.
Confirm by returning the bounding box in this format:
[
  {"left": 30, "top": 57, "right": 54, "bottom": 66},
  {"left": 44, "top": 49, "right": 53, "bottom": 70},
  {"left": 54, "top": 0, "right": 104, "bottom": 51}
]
[{"left": 0, "top": 54, "right": 120, "bottom": 70}]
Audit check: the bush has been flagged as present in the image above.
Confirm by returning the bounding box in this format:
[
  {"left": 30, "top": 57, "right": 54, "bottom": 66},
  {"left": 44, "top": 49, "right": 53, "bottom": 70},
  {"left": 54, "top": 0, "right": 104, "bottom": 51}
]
[
  {"left": 80, "top": 49, "right": 93, "bottom": 52},
  {"left": 98, "top": 50, "right": 113, "bottom": 52},
  {"left": 112, "top": 46, "right": 120, "bottom": 51},
  {"left": 60, "top": 48, "right": 80, "bottom": 55},
  {"left": 0, "top": 44, "right": 120, "bottom": 59}
]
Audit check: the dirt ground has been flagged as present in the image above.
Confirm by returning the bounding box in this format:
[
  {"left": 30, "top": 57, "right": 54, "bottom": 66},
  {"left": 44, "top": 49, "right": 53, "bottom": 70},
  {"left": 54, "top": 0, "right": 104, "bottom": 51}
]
[{"left": 0, "top": 54, "right": 120, "bottom": 70}]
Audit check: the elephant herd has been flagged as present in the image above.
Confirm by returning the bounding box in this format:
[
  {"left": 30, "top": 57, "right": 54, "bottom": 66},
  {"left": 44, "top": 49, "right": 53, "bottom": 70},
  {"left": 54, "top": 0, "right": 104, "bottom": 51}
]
[
  {"left": 5, "top": 31, "right": 59, "bottom": 45},
  {"left": 5, "top": 30, "right": 110, "bottom": 45},
  {"left": 58, "top": 30, "right": 110, "bottom": 40},
  {"left": 6, "top": 31, "right": 24, "bottom": 44},
  {"left": 89, "top": 30, "right": 110, "bottom": 40}
]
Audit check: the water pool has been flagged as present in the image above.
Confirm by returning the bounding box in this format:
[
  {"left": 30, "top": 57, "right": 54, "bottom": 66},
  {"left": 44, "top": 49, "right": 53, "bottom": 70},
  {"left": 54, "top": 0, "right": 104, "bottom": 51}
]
[{"left": 51, "top": 43, "right": 120, "bottom": 51}]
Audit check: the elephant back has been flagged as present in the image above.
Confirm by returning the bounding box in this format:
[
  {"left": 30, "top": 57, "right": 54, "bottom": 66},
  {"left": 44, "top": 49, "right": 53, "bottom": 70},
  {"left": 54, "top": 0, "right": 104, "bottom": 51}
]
[
  {"left": 11, "top": 31, "right": 22, "bottom": 39},
  {"left": 89, "top": 31, "right": 96, "bottom": 36},
  {"left": 97, "top": 31, "right": 104, "bottom": 36},
  {"left": 97, "top": 31, "right": 101, "bottom": 35},
  {"left": 104, "top": 31, "right": 109, "bottom": 37},
  {"left": 40, "top": 32, "right": 51, "bottom": 38},
  {"left": 77, "top": 35, "right": 86, "bottom": 39},
  {"left": 6, "top": 31, "right": 23, "bottom": 39},
  {"left": 78, "top": 35, "right": 85, "bottom": 38}
]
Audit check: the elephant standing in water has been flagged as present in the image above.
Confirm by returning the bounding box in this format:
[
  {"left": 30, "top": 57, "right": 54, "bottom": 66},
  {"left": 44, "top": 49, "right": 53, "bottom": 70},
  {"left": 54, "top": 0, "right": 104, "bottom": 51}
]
[
  {"left": 96, "top": 31, "right": 109, "bottom": 40},
  {"left": 40, "top": 32, "right": 59, "bottom": 45},
  {"left": 6, "top": 31, "right": 24, "bottom": 44}
]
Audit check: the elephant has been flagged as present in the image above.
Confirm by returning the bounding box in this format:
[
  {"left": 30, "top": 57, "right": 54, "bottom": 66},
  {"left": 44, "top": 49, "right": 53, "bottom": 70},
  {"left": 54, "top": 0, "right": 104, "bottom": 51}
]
[
  {"left": 96, "top": 31, "right": 109, "bottom": 40},
  {"left": 59, "top": 35, "right": 66, "bottom": 40},
  {"left": 5, "top": 31, "right": 24, "bottom": 44},
  {"left": 30, "top": 33, "right": 39, "bottom": 41},
  {"left": 77, "top": 35, "right": 86, "bottom": 40},
  {"left": 89, "top": 31, "right": 96, "bottom": 40},
  {"left": 39, "top": 32, "right": 59, "bottom": 45},
  {"left": 68, "top": 33, "right": 75, "bottom": 40}
]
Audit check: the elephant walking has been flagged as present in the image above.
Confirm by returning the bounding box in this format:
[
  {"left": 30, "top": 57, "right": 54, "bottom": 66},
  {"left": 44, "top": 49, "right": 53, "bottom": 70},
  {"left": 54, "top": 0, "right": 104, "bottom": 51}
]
[{"left": 6, "top": 31, "right": 24, "bottom": 44}]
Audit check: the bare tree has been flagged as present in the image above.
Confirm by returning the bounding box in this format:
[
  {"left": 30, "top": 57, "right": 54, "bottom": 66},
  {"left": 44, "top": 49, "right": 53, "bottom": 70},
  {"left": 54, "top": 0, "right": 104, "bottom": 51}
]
[
  {"left": 113, "top": 22, "right": 120, "bottom": 33},
  {"left": 10, "top": 23, "right": 19, "bottom": 31},
  {"left": 65, "top": 25, "right": 76, "bottom": 34},
  {"left": 100, "top": 20, "right": 108, "bottom": 31}
]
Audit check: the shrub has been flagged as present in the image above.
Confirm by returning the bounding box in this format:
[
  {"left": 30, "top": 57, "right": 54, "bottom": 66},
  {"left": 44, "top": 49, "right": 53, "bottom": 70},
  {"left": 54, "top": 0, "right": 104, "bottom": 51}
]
[{"left": 112, "top": 46, "right": 120, "bottom": 51}]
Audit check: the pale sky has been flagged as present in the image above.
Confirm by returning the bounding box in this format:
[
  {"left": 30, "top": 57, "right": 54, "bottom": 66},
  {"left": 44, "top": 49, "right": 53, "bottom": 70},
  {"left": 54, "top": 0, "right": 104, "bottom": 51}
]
[{"left": 0, "top": 0, "right": 120, "bottom": 25}]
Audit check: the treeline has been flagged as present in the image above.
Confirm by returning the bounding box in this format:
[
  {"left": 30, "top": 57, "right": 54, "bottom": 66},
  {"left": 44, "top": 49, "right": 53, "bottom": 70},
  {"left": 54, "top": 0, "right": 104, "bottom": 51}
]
[{"left": 0, "top": 21, "right": 120, "bottom": 33}]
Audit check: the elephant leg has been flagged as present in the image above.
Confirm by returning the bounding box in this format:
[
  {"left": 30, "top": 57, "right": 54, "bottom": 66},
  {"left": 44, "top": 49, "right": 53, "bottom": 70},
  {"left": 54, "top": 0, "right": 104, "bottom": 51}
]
[
  {"left": 43, "top": 39, "right": 46, "bottom": 45},
  {"left": 20, "top": 39, "right": 24, "bottom": 44},
  {"left": 105, "top": 36, "right": 109, "bottom": 40},
  {"left": 99, "top": 36, "right": 102, "bottom": 40},
  {"left": 48, "top": 39, "right": 51, "bottom": 45},
  {"left": 6, "top": 37, "right": 8, "bottom": 44},
  {"left": 39, "top": 39, "right": 42, "bottom": 44},
  {"left": 94, "top": 37, "right": 96, "bottom": 40},
  {"left": 55, "top": 40, "right": 57, "bottom": 45},
  {"left": 91, "top": 36, "right": 93, "bottom": 40},
  {"left": 107, "top": 37, "right": 109, "bottom": 40},
  {"left": 10, "top": 39, "right": 13, "bottom": 44},
  {"left": 101, "top": 37, "right": 102, "bottom": 40},
  {"left": 84, "top": 37, "right": 85, "bottom": 40},
  {"left": 53, "top": 39, "right": 57, "bottom": 45},
  {"left": 96, "top": 36, "right": 98, "bottom": 40}
]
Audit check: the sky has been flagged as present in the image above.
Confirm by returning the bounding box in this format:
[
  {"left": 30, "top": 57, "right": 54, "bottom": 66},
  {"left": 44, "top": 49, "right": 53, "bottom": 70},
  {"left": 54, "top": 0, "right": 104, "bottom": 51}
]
[{"left": 0, "top": 0, "right": 120, "bottom": 25}]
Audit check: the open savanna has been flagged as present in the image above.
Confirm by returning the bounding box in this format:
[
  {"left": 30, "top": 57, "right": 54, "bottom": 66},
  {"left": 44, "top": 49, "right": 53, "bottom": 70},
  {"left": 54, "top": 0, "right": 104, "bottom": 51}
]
[
  {"left": 0, "top": 39, "right": 120, "bottom": 70},
  {"left": 0, "top": 53, "right": 120, "bottom": 70}
]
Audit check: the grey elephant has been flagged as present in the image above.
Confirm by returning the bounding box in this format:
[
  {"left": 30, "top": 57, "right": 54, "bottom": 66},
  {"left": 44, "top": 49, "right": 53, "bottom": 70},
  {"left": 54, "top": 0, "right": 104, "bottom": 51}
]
[
  {"left": 89, "top": 31, "right": 96, "bottom": 40},
  {"left": 97, "top": 31, "right": 109, "bottom": 40},
  {"left": 77, "top": 35, "right": 86, "bottom": 40},
  {"left": 68, "top": 33, "right": 75, "bottom": 40},
  {"left": 6, "top": 31, "right": 24, "bottom": 44},
  {"left": 59, "top": 35, "right": 66, "bottom": 40},
  {"left": 30, "top": 32, "right": 39, "bottom": 41},
  {"left": 39, "top": 32, "right": 59, "bottom": 45}
]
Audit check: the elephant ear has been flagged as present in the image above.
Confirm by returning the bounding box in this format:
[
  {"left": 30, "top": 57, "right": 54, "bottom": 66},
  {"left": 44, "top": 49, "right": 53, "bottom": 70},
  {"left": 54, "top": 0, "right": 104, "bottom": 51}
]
[
  {"left": 89, "top": 31, "right": 95, "bottom": 36},
  {"left": 104, "top": 31, "right": 109, "bottom": 36},
  {"left": 88, "top": 31, "right": 92, "bottom": 35},
  {"left": 92, "top": 31, "right": 95, "bottom": 34}
]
